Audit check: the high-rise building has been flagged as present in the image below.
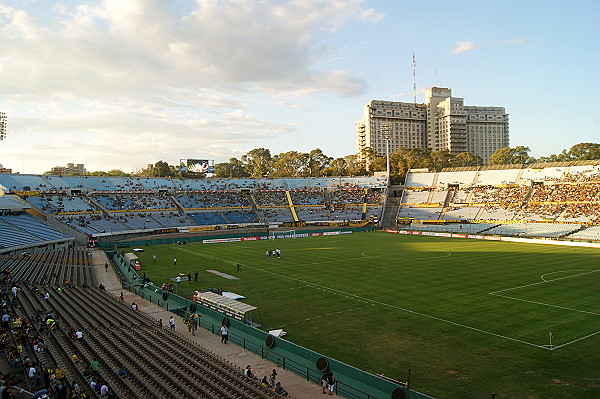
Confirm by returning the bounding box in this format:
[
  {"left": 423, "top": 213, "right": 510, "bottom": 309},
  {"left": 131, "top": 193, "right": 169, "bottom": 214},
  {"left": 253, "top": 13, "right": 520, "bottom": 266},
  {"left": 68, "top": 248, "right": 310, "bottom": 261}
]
[
  {"left": 356, "top": 87, "right": 509, "bottom": 163},
  {"left": 50, "top": 163, "right": 87, "bottom": 175},
  {"left": 0, "top": 112, "right": 6, "bottom": 140}
]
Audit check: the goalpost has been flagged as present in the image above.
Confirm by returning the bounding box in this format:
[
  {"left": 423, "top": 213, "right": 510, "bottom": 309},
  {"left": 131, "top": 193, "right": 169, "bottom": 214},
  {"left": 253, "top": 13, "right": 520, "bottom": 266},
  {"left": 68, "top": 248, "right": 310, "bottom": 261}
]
[{"left": 269, "top": 230, "right": 296, "bottom": 239}]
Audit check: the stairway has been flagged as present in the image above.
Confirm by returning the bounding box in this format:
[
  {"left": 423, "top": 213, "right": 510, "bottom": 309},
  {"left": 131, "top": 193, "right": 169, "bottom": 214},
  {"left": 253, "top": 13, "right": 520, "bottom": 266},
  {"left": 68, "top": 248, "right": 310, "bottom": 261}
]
[
  {"left": 246, "top": 192, "right": 265, "bottom": 224},
  {"left": 379, "top": 196, "right": 402, "bottom": 229}
]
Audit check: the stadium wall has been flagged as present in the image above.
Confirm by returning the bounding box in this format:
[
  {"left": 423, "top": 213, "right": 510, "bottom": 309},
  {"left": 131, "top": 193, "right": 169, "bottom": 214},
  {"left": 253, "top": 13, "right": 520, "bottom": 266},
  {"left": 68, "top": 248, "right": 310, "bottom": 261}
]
[
  {"left": 106, "top": 238, "right": 434, "bottom": 399},
  {"left": 98, "top": 226, "right": 376, "bottom": 249},
  {"left": 386, "top": 229, "right": 600, "bottom": 248}
]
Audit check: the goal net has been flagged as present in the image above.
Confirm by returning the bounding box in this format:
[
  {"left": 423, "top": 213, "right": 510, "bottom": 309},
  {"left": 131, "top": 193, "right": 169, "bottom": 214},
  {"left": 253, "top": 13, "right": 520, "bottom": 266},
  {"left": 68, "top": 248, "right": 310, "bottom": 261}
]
[{"left": 269, "top": 230, "right": 296, "bottom": 239}]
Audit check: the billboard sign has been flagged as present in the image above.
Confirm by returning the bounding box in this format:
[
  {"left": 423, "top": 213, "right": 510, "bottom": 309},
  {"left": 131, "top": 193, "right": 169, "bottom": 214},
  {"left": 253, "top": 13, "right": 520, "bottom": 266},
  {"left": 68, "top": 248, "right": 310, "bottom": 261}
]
[{"left": 180, "top": 159, "right": 214, "bottom": 174}]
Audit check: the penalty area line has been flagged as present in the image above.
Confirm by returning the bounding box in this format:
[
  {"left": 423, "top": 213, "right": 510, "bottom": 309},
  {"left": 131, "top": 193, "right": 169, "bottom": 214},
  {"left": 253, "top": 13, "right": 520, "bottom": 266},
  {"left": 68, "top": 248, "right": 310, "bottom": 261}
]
[
  {"left": 489, "top": 269, "right": 600, "bottom": 295},
  {"left": 489, "top": 293, "right": 600, "bottom": 316}
]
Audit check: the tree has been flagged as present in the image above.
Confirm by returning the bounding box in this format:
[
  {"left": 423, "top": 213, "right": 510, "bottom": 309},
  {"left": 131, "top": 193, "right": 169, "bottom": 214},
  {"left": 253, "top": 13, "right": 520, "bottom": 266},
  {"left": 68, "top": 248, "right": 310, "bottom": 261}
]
[
  {"left": 306, "top": 148, "right": 332, "bottom": 177},
  {"left": 427, "top": 150, "right": 453, "bottom": 171},
  {"left": 359, "top": 147, "right": 385, "bottom": 173},
  {"left": 242, "top": 148, "right": 273, "bottom": 178},
  {"left": 512, "top": 146, "right": 534, "bottom": 164},
  {"left": 564, "top": 143, "right": 600, "bottom": 161},
  {"left": 452, "top": 152, "right": 483, "bottom": 167},
  {"left": 107, "top": 169, "right": 129, "bottom": 177},
  {"left": 489, "top": 146, "right": 533, "bottom": 165},
  {"left": 271, "top": 151, "right": 308, "bottom": 177},
  {"left": 150, "top": 161, "right": 172, "bottom": 177},
  {"left": 213, "top": 157, "right": 249, "bottom": 178},
  {"left": 323, "top": 158, "right": 347, "bottom": 176},
  {"left": 344, "top": 154, "right": 367, "bottom": 176}
]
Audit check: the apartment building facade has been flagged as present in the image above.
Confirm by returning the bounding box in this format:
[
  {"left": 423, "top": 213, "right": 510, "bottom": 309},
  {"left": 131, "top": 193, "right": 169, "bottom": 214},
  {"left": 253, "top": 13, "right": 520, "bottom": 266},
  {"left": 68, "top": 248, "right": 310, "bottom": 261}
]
[{"left": 356, "top": 87, "right": 509, "bottom": 163}]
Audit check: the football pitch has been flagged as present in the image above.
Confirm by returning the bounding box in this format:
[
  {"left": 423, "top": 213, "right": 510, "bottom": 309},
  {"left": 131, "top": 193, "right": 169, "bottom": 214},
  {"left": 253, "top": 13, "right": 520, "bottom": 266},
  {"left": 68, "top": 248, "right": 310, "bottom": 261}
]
[{"left": 132, "top": 231, "right": 600, "bottom": 398}]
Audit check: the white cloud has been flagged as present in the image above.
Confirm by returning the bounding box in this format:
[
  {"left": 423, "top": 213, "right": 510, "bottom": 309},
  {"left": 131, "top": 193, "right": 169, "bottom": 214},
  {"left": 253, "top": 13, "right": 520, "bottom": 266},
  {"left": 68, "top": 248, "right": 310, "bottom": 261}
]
[
  {"left": 276, "top": 102, "right": 314, "bottom": 111},
  {"left": 0, "top": 0, "right": 381, "bottom": 173},
  {"left": 451, "top": 41, "right": 478, "bottom": 55},
  {"left": 357, "top": 8, "right": 386, "bottom": 23},
  {"left": 494, "top": 38, "right": 526, "bottom": 46},
  {"left": 392, "top": 87, "right": 426, "bottom": 99}
]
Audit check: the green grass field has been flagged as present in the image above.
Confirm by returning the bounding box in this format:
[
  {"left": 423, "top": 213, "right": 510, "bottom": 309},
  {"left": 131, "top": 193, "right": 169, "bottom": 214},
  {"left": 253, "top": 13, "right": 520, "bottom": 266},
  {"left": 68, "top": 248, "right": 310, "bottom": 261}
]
[{"left": 131, "top": 231, "right": 600, "bottom": 399}]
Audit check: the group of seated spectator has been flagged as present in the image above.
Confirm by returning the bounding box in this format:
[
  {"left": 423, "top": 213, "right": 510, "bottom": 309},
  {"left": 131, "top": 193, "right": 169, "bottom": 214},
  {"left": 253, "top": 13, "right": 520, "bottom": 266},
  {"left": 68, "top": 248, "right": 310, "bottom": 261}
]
[
  {"left": 401, "top": 177, "right": 600, "bottom": 222},
  {"left": 329, "top": 189, "right": 365, "bottom": 207},
  {"left": 28, "top": 194, "right": 95, "bottom": 214},
  {"left": 365, "top": 190, "right": 382, "bottom": 204},
  {"left": 176, "top": 191, "right": 250, "bottom": 208},
  {"left": 288, "top": 189, "right": 324, "bottom": 205},
  {"left": 562, "top": 203, "right": 600, "bottom": 222},
  {"left": 533, "top": 183, "right": 600, "bottom": 203},
  {"left": 559, "top": 170, "right": 600, "bottom": 183},
  {"left": 253, "top": 191, "right": 288, "bottom": 207},
  {"left": 520, "top": 203, "right": 565, "bottom": 219},
  {"left": 468, "top": 186, "right": 528, "bottom": 205},
  {"left": 94, "top": 193, "right": 174, "bottom": 211}
]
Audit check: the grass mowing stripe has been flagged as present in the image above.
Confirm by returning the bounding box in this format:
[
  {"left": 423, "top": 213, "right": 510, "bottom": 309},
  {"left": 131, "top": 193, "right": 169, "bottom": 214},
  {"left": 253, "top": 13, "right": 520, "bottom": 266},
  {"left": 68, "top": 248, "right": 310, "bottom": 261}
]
[
  {"left": 180, "top": 242, "right": 552, "bottom": 350},
  {"left": 133, "top": 231, "right": 600, "bottom": 398}
]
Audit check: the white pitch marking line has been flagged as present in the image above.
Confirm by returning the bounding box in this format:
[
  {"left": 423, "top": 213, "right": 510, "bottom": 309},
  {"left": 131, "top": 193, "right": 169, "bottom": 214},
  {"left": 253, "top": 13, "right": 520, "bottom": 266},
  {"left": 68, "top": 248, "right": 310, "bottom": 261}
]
[
  {"left": 541, "top": 269, "right": 593, "bottom": 282},
  {"left": 236, "top": 261, "right": 550, "bottom": 350},
  {"left": 179, "top": 246, "right": 553, "bottom": 349},
  {"left": 489, "top": 269, "right": 600, "bottom": 295},
  {"left": 547, "top": 330, "right": 600, "bottom": 350},
  {"left": 489, "top": 292, "right": 600, "bottom": 316}
]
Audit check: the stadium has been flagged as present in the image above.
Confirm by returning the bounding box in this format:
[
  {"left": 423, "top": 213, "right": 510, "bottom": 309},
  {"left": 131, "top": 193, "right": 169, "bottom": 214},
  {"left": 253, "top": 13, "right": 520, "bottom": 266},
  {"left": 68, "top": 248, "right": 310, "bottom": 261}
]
[{"left": 0, "top": 161, "right": 599, "bottom": 398}]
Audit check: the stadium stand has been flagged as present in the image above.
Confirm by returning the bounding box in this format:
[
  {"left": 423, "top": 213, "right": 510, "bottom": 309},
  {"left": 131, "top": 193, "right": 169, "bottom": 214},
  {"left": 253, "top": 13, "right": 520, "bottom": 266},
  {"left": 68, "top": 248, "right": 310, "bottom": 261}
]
[
  {"left": 395, "top": 161, "right": 600, "bottom": 240},
  {"left": 295, "top": 207, "right": 329, "bottom": 221},
  {"left": 476, "top": 168, "right": 521, "bottom": 186},
  {"left": 3, "top": 168, "right": 600, "bottom": 242},
  {"left": 1, "top": 251, "right": 278, "bottom": 399},
  {"left": 397, "top": 207, "right": 442, "bottom": 220},
  {"left": 289, "top": 190, "right": 324, "bottom": 206},
  {"left": 175, "top": 191, "right": 250, "bottom": 209},
  {"left": 221, "top": 209, "right": 259, "bottom": 224},
  {"left": 0, "top": 214, "right": 69, "bottom": 242},
  {"left": 26, "top": 194, "right": 95, "bottom": 213},
  {"left": 188, "top": 211, "right": 228, "bottom": 226},
  {"left": 442, "top": 206, "right": 480, "bottom": 220},
  {"left": 567, "top": 225, "right": 600, "bottom": 241},
  {"left": 486, "top": 223, "right": 581, "bottom": 238},
  {"left": 407, "top": 223, "right": 498, "bottom": 234},
  {"left": 404, "top": 171, "right": 436, "bottom": 187},
  {"left": 436, "top": 170, "right": 477, "bottom": 187},
  {"left": 0, "top": 174, "right": 49, "bottom": 191}
]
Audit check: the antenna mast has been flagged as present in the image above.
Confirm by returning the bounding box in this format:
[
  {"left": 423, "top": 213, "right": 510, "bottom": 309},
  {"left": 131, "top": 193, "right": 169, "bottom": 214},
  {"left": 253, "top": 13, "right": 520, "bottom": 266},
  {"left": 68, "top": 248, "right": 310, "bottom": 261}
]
[{"left": 412, "top": 53, "right": 417, "bottom": 104}]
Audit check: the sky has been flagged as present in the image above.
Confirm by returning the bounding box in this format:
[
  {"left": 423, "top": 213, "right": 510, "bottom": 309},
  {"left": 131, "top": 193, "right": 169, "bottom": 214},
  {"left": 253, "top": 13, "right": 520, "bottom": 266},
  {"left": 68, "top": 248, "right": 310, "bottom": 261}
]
[{"left": 0, "top": 0, "right": 598, "bottom": 174}]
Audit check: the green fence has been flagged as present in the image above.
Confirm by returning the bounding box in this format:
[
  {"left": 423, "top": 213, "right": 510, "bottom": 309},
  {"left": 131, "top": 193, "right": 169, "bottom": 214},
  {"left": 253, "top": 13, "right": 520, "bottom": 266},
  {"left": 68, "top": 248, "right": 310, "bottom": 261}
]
[{"left": 107, "top": 236, "right": 435, "bottom": 399}]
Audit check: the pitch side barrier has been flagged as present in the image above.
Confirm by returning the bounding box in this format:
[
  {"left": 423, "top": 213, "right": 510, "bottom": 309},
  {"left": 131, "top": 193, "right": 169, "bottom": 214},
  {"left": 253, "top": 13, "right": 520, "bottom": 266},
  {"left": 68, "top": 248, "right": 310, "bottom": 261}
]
[
  {"left": 385, "top": 229, "right": 600, "bottom": 249},
  {"left": 106, "top": 244, "right": 434, "bottom": 399},
  {"left": 99, "top": 226, "right": 375, "bottom": 248}
]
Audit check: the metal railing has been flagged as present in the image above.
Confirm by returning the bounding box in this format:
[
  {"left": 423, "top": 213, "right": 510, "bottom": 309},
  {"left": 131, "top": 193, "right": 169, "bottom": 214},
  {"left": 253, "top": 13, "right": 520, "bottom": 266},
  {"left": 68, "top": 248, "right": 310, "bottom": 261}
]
[{"left": 122, "top": 282, "right": 388, "bottom": 399}]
